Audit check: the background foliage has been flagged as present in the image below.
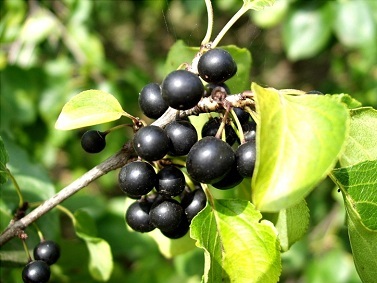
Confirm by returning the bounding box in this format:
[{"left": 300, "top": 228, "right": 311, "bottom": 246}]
[{"left": 1, "top": 0, "right": 376, "bottom": 282}]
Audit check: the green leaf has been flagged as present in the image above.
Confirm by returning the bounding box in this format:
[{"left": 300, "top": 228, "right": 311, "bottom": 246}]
[
  {"left": 191, "top": 199, "right": 281, "bottom": 283},
  {"left": 251, "top": 0, "right": 289, "bottom": 28},
  {"left": 331, "top": 93, "right": 362, "bottom": 109},
  {"left": 73, "top": 209, "right": 113, "bottom": 281},
  {"left": 55, "top": 90, "right": 124, "bottom": 130},
  {"left": 283, "top": 3, "right": 333, "bottom": 60},
  {"left": 252, "top": 83, "right": 349, "bottom": 212},
  {"left": 164, "top": 40, "right": 198, "bottom": 74},
  {"left": 344, "top": 210, "right": 377, "bottom": 283},
  {"left": 0, "top": 136, "right": 9, "bottom": 184},
  {"left": 332, "top": 161, "right": 377, "bottom": 231},
  {"left": 332, "top": 160, "right": 377, "bottom": 282},
  {"left": 339, "top": 108, "right": 377, "bottom": 167},
  {"left": 267, "top": 200, "right": 310, "bottom": 252},
  {"left": 333, "top": 0, "right": 376, "bottom": 48},
  {"left": 243, "top": 0, "right": 276, "bottom": 11}
]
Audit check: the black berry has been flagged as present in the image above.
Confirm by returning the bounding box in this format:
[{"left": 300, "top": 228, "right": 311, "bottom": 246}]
[
  {"left": 242, "top": 120, "right": 257, "bottom": 143},
  {"left": 126, "top": 200, "right": 155, "bottom": 232},
  {"left": 161, "top": 214, "right": 190, "bottom": 239},
  {"left": 118, "top": 161, "right": 157, "bottom": 197},
  {"left": 161, "top": 70, "right": 204, "bottom": 110},
  {"left": 164, "top": 120, "right": 198, "bottom": 156},
  {"left": 198, "top": 48, "right": 237, "bottom": 83},
  {"left": 181, "top": 188, "right": 207, "bottom": 221},
  {"left": 149, "top": 198, "right": 184, "bottom": 232},
  {"left": 212, "top": 160, "right": 243, "bottom": 190},
  {"left": 201, "top": 117, "right": 238, "bottom": 146},
  {"left": 236, "top": 141, "right": 256, "bottom": 178},
  {"left": 157, "top": 165, "right": 185, "bottom": 197},
  {"left": 33, "top": 240, "right": 60, "bottom": 265},
  {"left": 133, "top": 125, "right": 171, "bottom": 161},
  {"left": 186, "top": 136, "right": 235, "bottom": 184},
  {"left": 22, "top": 260, "right": 50, "bottom": 283},
  {"left": 138, "top": 83, "right": 169, "bottom": 119},
  {"left": 233, "top": 107, "right": 250, "bottom": 125},
  {"left": 81, "top": 130, "right": 107, "bottom": 153}
]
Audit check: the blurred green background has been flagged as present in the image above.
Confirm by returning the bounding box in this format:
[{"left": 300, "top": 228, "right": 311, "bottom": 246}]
[{"left": 1, "top": 0, "right": 376, "bottom": 282}]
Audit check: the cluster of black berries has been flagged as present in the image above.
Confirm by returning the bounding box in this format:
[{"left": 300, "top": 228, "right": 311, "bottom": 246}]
[{"left": 22, "top": 240, "right": 60, "bottom": 283}]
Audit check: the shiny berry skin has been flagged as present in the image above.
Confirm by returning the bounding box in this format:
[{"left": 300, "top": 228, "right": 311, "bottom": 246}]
[
  {"left": 212, "top": 160, "right": 243, "bottom": 190},
  {"left": 164, "top": 120, "right": 198, "bottom": 156},
  {"left": 157, "top": 165, "right": 185, "bottom": 197},
  {"left": 161, "top": 70, "right": 204, "bottom": 110},
  {"left": 161, "top": 214, "right": 190, "bottom": 239},
  {"left": 81, "top": 130, "right": 107, "bottom": 153},
  {"left": 236, "top": 141, "right": 256, "bottom": 178},
  {"left": 198, "top": 48, "right": 237, "bottom": 83},
  {"left": 149, "top": 198, "right": 184, "bottom": 232},
  {"left": 186, "top": 136, "right": 235, "bottom": 184},
  {"left": 233, "top": 107, "right": 250, "bottom": 125},
  {"left": 133, "top": 125, "right": 171, "bottom": 161},
  {"left": 126, "top": 200, "right": 155, "bottom": 232},
  {"left": 138, "top": 83, "right": 169, "bottom": 119},
  {"left": 22, "top": 260, "right": 50, "bottom": 283},
  {"left": 201, "top": 117, "right": 238, "bottom": 146},
  {"left": 181, "top": 188, "right": 207, "bottom": 221},
  {"left": 33, "top": 240, "right": 60, "bottom": 265},
  {"left": 118, "top": 161, "right": 157, "bottom": 197},
  {"left": 242, "top": 121, "right": 257, "bottom": 143}
]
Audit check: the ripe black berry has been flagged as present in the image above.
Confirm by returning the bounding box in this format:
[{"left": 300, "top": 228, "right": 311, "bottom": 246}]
[
  {"left": 181, "top": 188, "right": 207, "bottom": 221},
  {"left": 236, "top": 141, "right": 256, "bottom": 178},
  {"left": 33, "top": 240, "right": 60, "bottom": 265},
  {"left": 157, "top": 165, "right": 185, "bottom": 197},
  {"left": 164, "top": 120, "right": 198, "bottom": 156},
  {"left": 161, "top": 214, "right": 190, "bottom": 239},
  {"left": 198, "top": 48, "right": 237, "bottom": 83},
  {"left": 126, "top": 200, "right": 155, "bottom": 232},
  {"left": 212, "top": 160, "right": 243, "bottom": 190},
  {"left": 138, "top": 83, "right": 169, "bottom": 119},
  {"left": 81, "top": 130, "right": 107, "bottom": 153},
  {"left": 22, "top": 260, "right": 50, "bottom": 283},
  {"left": 242, "top": 120, "right": 257, "bottom": 143},
  {"left": 186, "top": 136, "right": 235, "bottom": 184},
  {"left": 233, "top": 107, "right": 250, "bottom": 125},
  {"left": 201, "top": 117, "right": 238, "bottom": 146},
  {"left": 161, "top": 70, "right": 204, "bottom": 110},
  {"left": 118, "top": 161, "right": 157, "bottom": 197},
  {"left": 133, "top": 125, "right": 171, "bottom": 161},
  {"left": 149, "top": 198, "right": 184, "bottom": 232}
]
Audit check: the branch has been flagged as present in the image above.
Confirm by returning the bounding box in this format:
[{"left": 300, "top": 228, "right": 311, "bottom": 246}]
[{"left": 0, "top": 93, "right": 255, "bottom": 246}]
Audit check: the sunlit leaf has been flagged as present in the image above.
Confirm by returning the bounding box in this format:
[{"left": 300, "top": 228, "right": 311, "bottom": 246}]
[
  {"left": 339, "top": 108, "right": 377, "bottom": 167},
  {"left": 74, "top": 209, "right": 113, "bottom": 281},
  {"left": 252, "top": 83, "right": 349, "bottom": 211},
  {"left": 270, "top": 200, "right": 309, "bottom": 251},
  {"left": 243, "top": 0, "right": 276, "bottom": 11},
  {"left": 191, "top": 199, "right": 281, "bottom": 283},
  {"left": 55, "top": 90, "right": 125, "bottom": 130},
  {"left": 332, "top": 160, "right": 377, "bottom": 231}
]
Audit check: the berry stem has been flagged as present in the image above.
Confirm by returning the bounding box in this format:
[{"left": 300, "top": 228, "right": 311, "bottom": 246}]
[
  {"left": 22, "top": 239, "right": 32, "bottom": 262},
  {"left": 33, "top": 223, "right": 45, "bottom": 241},
  {"left": 230, "top": 108, "right": 246, "bottom": 144},
  {"left": 211, "top": 4, "right": 249, "bottom": 48},
  {"left": 201, "top": 0, "right": 214, "bottom": 46},
  {"left": 7, "top": 169, "right": 24, "bottom": 209}
]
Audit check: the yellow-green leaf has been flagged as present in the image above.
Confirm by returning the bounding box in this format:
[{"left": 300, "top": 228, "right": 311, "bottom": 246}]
[
  {"left": 252, "top": 83, "right": 349, "bottom": 211},
  {"left": 55, "top": 89, "right": 124, "bottom": 130}
]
